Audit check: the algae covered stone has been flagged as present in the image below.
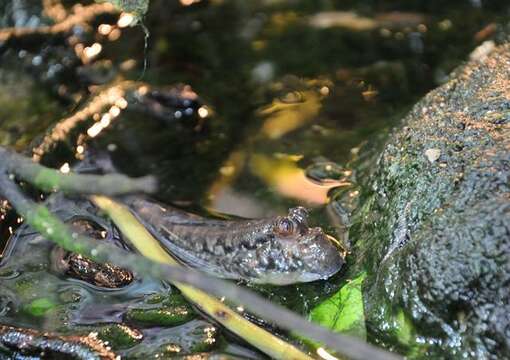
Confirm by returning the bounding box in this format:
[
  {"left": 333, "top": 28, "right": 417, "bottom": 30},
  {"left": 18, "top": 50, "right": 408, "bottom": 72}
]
[{"left": 341, "top": 42, "right": 510, "bottom": 358}]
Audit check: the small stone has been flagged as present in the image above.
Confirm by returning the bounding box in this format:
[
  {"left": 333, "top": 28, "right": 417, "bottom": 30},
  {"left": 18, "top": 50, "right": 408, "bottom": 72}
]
[
  {"left": 424, "top": 148, "right": 441, "bottom": 163},
  {"left": 469, "top": 40, "right": 496, "bottom": 61}
]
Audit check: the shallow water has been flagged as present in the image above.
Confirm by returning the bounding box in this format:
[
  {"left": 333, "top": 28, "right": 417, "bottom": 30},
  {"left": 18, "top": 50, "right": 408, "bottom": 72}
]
[{"left": 0, "top": 0, "right": 507, "bottom": 358}]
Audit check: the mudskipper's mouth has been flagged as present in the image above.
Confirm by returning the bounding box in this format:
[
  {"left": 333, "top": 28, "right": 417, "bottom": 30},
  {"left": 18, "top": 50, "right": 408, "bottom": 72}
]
[{"left": 255, "top": 257, "right": 344, "bottom": 285}]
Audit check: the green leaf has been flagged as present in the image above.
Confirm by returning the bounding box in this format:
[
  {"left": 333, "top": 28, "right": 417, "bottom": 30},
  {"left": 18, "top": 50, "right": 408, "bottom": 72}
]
[
  {"left": 395, "top": 309, "right": 415, "bottom": 346},
  {"left": 309, "top": 272, "right": 367, "bottom": 340}
]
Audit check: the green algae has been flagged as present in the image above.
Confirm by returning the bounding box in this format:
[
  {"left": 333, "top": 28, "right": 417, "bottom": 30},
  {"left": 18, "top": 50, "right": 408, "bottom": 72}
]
[
  {"left": 123, "top": 321, "right": 219, "bottom": 359},
  {"left": 25, "top": 298, "right": 57, "bottom": 317},
  {"left": 123, "top": 291, "right": 196, "bottom": 327},
  {"left": 125, "top": 305, "right": 195, "bottom": 327},
  {"left": 88, "top": 324, "right": 144, "bottom": 349},
  {"left": 394, "top": 310, "right": 415, "bottom": 347}
]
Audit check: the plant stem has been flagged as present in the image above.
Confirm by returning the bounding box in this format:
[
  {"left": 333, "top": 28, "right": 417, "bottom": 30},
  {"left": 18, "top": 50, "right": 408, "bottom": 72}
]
[{"left": 0, "top": 147, "right": 156, "bottom": 195}]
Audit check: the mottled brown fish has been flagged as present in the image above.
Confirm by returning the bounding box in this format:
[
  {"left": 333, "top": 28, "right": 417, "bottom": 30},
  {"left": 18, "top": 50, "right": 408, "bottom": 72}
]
[{"left": 126, "top": 197, "right": 344, "bottom": 285}]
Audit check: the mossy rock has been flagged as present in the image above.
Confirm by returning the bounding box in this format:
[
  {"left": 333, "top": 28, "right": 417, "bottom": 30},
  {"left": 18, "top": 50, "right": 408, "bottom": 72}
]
[{"left": 342, "top": 41, "right": 510, "bottom": 358}]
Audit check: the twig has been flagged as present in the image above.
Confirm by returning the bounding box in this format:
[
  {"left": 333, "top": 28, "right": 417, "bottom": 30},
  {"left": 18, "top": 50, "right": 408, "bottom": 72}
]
[
  {"left": 0, "top": 147, "right": 156, "bottom": 195},
  {"left": 0, "top": 3, "right": 117, "bottom": 42},
  {"left": 31, "top": 81, "right": 139, "bottom": 162},
  {"left": 0, "top": 325, "right": 116, "bottom": 360},
  {"left": 0, "top": 170, "right": 400, "bottom": 360},
  {"left": 91, "top": 195, "right": 313, "bottom": 360},
  {"left": 42, "top": 0, "right": 68, "bottom": 23}
]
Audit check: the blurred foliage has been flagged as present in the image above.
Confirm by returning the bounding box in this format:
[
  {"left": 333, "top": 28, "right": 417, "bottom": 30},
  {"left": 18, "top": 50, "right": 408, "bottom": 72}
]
[{"left": 99, "top": 0, "right": 149, "bottom": 19}]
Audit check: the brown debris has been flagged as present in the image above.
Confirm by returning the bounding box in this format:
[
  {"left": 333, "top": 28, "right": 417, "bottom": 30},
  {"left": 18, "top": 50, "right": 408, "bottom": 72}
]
[{"left": 0, "top": 325, "right": 118, "bottom": 359}]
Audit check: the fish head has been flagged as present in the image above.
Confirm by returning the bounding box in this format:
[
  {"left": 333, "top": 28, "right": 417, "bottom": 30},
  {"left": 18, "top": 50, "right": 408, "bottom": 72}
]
[{"left": 253, "top": 207, "right": 344, "bottom": 285}]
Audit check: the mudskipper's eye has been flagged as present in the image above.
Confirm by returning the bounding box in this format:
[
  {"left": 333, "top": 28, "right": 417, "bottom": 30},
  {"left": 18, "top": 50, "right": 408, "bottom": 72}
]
[
  {"left": 275, "top": 217, "right": 295, "bottom": 236},
  {"left": 289, "top": 207, "right": 308, "bottom": 227},
  {"left": 288, "top": 207, "right": 309, "bottom": 234}
]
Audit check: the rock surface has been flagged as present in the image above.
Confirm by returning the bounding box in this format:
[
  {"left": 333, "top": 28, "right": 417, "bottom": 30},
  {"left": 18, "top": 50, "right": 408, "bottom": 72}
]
[{"left": 345, "top": 42, "right": 510, "bottom": 358}]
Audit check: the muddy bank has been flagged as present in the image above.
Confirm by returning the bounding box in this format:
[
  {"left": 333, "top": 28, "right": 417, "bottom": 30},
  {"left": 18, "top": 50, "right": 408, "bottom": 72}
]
[{"left": 344, "top": 41, "right": 510, "bottom": 358}]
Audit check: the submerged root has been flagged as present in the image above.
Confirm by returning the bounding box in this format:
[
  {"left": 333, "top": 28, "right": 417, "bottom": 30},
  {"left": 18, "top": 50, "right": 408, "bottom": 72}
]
[{"left": 0, "top": 325, "right": 118, "bottom": 359}]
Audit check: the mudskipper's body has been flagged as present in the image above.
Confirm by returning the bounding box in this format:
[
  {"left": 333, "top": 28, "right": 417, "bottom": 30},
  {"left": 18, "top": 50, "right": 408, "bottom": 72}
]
[{"left": 126, "top": 197, "right": 344, "bottom": 285}]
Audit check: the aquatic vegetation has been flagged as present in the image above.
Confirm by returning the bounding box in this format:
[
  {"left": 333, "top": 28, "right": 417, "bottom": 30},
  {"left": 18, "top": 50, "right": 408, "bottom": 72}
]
[
  {"left": 309, "top": 272, "right": 367, "bottom": 340},
  {"left": 79, "top": 324, "right": 144, "bottom": 349},
  {"left": 0, "top": 148, "right": 398, "bottom": 359}
]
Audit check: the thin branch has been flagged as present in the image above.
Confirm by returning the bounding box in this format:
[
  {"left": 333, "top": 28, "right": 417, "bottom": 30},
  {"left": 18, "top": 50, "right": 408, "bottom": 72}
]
[
  {"left": 42, "top": 0, "right": 68, "bottom": 23},
  {"left": 0, "top": 171, "right": 400, "bottom": 360},
  {"left": 31, "top": 81, "right": 139, "bottom": 162},
  {"left": 0, "top": 3, "right": 117, "bottom": 42},
  {"left": 0, "top": 147, "right": 156, "bottom": 195}
]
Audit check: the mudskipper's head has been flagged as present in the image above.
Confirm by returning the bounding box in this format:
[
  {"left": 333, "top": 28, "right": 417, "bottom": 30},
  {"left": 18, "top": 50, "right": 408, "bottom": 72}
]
[{"left": 252, "top": 206, "right": 344, "bottom": 285}]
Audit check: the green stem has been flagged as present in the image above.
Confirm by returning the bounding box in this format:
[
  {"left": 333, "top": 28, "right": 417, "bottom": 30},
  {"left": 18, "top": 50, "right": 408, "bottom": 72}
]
[{"left": 0, "top": 147, "right": 156, "bottom": 195}]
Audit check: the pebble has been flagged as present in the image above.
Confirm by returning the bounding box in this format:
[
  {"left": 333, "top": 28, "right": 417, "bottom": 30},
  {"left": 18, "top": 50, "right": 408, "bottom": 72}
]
[{"left": 425, "top": 148, "right": 441, "bottom": 163}]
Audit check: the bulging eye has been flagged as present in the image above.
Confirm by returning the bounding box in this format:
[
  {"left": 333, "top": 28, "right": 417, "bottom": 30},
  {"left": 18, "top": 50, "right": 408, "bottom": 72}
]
[
  {"left": 288, "top": 206, "right": 309, "bottom": 229},
  {"left": 274, "top": 217, "right": 294, "bottom": 236}
]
